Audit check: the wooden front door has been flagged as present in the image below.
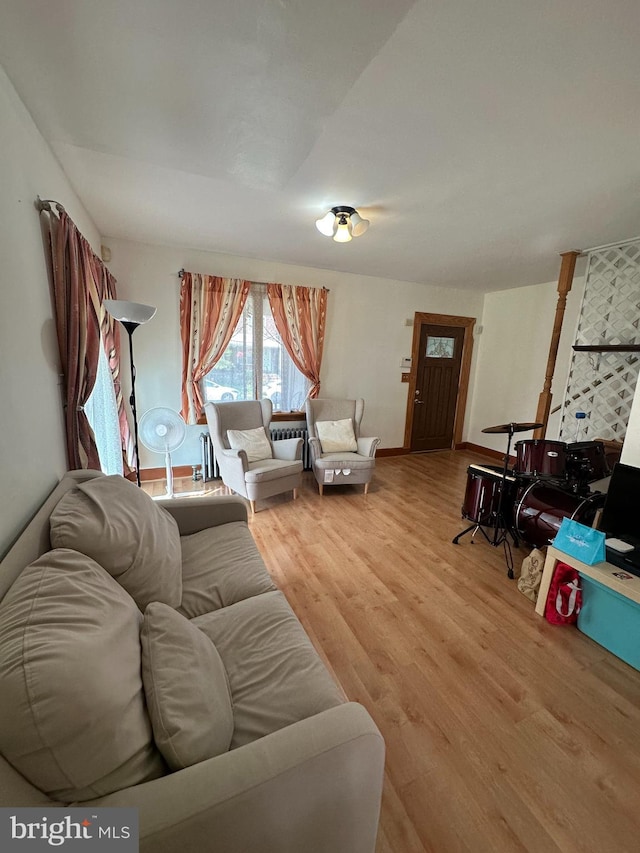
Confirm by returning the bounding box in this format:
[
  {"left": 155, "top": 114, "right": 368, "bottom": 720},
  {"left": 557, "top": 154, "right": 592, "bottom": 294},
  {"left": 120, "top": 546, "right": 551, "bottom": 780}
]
[{"left": 410, "top": 323, "right": 466, "bottom": 451}]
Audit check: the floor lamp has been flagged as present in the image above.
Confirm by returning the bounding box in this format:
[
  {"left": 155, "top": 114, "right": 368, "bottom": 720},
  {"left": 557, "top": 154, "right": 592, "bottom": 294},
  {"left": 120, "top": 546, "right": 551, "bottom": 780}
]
[{"left": 104, "top": 299, "right": 157, "bottom": 487}]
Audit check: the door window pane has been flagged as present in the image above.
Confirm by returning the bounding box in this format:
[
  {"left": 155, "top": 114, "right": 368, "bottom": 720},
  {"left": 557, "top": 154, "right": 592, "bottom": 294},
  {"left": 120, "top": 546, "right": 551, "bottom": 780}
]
[{"left": 426, "top": 336, "right": 455, "bottom": 358}]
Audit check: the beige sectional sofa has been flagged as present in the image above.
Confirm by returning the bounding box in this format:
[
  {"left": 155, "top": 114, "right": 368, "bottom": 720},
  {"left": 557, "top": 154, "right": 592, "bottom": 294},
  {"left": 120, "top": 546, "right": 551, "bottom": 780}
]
[{"left": 0, "top": 470, "right": 384, "bottom": 852}]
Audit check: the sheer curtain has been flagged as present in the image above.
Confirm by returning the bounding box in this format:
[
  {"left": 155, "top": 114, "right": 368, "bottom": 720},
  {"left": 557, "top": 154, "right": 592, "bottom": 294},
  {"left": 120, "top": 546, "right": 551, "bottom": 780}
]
[
  {"left": 85, "top": 341, "right": 124, "bottom": 475},
  {"left": 267, "top": 283, "right": 328, "bottom": 399},
  {"left": 180, "top": 271, "right": 251, "bottom": 424}
]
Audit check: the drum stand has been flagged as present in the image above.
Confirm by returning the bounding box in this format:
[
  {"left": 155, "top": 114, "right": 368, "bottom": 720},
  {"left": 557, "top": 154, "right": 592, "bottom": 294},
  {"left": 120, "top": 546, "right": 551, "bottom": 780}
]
[{"left": 452, "top": 421, "right": 540, "bottom": 579}]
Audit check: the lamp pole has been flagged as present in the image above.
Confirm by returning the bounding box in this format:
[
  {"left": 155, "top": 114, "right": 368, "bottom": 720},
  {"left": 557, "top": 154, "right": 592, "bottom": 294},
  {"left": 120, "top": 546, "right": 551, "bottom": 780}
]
[
  {"left": 104, "top": 300, "right": 157, "bottom": 487},
  {"left": 122, "top": 322, "right": 141, "bottom": 487}
]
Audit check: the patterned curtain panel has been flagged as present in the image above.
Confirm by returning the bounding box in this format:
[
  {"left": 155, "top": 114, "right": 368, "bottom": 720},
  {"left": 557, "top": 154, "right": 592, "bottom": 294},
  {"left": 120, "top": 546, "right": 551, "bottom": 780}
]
[
  {"left": 266, "top": 283, "right": 328, "bottom": 399},
  {"left": 39, "top": 202, "right": 133, "bottom": 473},
  {"left": 180, "top": 272, "right": 251, "bottom": 424},
  {"left": 40, "top": 205, "right": 102, "bottom": 470}
]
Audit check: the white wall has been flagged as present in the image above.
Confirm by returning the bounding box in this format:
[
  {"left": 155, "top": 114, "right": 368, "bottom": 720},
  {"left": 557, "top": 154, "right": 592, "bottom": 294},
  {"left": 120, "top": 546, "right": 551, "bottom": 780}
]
[
  {"left": 622, "top": 387, "right": 640, "bottom": 468},
  {"left": 101, "top": 237, "right": 486, "bottom": 469},
  {"left": 467, "top": 274, "right": 585, "bottom": 455},
  {"left": 0, "top": 66, "right": 102, "bottom": 557}
]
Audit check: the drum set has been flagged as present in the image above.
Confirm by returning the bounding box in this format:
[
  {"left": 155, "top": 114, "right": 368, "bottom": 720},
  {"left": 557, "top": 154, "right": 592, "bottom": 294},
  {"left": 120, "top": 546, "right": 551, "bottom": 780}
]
[{"left": 452, "top": 421, "right": 609, "bottom": 578}]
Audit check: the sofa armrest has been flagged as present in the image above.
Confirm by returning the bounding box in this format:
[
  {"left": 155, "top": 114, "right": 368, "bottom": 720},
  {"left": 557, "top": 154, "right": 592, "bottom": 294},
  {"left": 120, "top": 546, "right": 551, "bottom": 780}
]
[
  {"left": 271, "top": 436, "right": 303, "bottom": 461},
  {"left": 84, "top": 702, "right": 384, "bottom": 853},
  {"left": 156, "top": 495, "right": 248, "bottom": 534},
  {"left": 357, "top": 436, "right": 380, "bottom": 458}
]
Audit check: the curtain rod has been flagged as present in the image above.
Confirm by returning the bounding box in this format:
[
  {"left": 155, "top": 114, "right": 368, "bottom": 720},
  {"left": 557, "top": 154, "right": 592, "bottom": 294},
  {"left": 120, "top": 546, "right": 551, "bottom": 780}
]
[
  {"left": 35, "top": 196, "right": 66, "bottom": 213},
  {"left": 178, "top": 269, "right": 329, "bottom": 291}
]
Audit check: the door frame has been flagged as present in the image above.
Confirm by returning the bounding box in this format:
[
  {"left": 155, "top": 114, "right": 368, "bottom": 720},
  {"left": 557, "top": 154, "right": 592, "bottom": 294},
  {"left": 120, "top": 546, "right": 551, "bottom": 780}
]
[{"left": 403, "top": 312, "right": 476, "bottom": 451}]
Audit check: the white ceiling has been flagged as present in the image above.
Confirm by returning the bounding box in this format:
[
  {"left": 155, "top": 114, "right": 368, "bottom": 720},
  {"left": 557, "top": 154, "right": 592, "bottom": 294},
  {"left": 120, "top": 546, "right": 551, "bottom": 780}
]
[{"left": 2, "top": 0, "right": 640, "bottom": 292}]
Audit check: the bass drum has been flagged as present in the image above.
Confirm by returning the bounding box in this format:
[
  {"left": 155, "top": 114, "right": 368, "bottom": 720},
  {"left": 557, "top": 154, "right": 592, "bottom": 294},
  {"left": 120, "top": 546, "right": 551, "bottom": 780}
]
[{"left": 514, "top": 481, "right": 606, "bottom": 549}]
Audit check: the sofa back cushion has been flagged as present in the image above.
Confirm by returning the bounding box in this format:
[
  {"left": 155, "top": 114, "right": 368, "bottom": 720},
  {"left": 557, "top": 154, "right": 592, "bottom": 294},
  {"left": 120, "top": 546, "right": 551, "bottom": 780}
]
[
  {"left": 0, "top": 549, "right": 166, "bottom": 802},
  {"left": 141, "top": 602, "right": 234, "bottom": 770},
  {"left": 49, "top": 475, "right": 182, "bottom": 611}
]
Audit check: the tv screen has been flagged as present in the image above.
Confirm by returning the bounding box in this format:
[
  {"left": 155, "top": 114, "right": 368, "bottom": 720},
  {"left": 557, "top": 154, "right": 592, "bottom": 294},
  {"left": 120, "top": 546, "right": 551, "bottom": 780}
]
[{"left": 599, "top": 462, "right": 640, "bottom": 539}]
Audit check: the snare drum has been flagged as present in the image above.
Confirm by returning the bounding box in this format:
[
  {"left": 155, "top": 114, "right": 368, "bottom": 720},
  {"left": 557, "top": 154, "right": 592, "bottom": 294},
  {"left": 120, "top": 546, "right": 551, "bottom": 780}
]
[
  {"left": 462, "top": 464, "right": 517, "bottom": 526},
  {"left": 514, "top": 481, "right": 605, "bottom": 549},
  {"left": 514, "top": 439, "right": 569, "bottom": 480},
  {"left": 566, "top": 440, "right": 609, "bottom": 483}
]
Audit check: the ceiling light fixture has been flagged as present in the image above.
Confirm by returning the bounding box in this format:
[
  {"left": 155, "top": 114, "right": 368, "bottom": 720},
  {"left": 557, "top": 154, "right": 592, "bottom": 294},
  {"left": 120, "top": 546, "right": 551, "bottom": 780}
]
[{"left": 315, "top": 206, "right": 370, "bottom": 243}]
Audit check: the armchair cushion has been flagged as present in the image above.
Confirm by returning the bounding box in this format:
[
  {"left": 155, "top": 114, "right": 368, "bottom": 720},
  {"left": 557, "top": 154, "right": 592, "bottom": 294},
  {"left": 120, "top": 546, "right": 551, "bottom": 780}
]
[
  {"left": 141, "top": 603, "right": 234, "bottom": 770},
  {"left": 245, "top": 458, "right": 303, "bottom": 484},
  {"left": 0, "top": 548, "right": 166, "bottom": 802},
  {"left": 227, "top": 426, "right": 273, "bottom": 462},
  {"left": 50, "top": 475, "right": 182, "bottom": 611},
  {"left": 315, "top": 419, "right": 357, "bottom": 453}
]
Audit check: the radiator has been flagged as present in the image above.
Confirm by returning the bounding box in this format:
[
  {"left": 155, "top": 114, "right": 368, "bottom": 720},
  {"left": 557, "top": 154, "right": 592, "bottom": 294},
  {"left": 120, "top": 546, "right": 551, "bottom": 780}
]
[
  {"left": 200, "top": 429, "right": 311, "bottom": 479},
  {"left": 270, "top": 428, "right": 311, "bottom": 470},
  {"left": 200, "top": 432, "right": 220, "bottom": 481}
]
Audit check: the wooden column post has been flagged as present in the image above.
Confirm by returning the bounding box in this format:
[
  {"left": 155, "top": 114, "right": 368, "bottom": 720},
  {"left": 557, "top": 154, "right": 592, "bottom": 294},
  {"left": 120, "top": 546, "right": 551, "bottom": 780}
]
[{"left": 533, "top": 250, "right": 580, "bottom": 440}]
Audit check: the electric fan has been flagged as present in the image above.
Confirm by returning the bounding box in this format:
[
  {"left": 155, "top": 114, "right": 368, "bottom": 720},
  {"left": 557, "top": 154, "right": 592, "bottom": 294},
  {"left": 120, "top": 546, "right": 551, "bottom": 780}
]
[{"left": 139, "top": 408, "right": 187, "bottom": 497}]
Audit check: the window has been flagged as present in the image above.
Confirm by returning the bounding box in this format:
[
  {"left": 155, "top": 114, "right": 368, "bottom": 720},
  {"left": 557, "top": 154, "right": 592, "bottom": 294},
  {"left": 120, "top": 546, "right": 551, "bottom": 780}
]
[
  {"left": 203, "top": 285, "right": 309, "bottom": 411},
  {"left": 426, "top": 336, "right": 456, "bottom": 358}
]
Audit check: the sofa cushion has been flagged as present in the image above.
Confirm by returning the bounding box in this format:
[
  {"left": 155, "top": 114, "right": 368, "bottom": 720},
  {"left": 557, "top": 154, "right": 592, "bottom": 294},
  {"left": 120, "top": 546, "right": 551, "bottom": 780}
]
[
  {"left": 0, "top": 548, "right": 166, "bottom": 802},
  {"left": 227, "top": 426, "right": 273, "bottom": 462},
  {"left": 194, "top": 591, "right": 344, "bottom": 748},
  {"left": 50, "top": 474, "right": 182, "bottom": 611},
  {"left": 315, "top": 419, "right": 357, "bottom": 453},
  {"left": 141, "top": 602, "right": 234, "bottom": 770},
  {"left": 178, "top": 522, "right": 276, "bottom": 619}
]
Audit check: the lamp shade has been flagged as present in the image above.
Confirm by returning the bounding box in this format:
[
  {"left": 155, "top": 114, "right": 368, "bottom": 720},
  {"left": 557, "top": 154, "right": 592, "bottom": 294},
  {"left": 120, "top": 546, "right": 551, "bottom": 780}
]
[
  {"left": 315, "top": 210, "right": 338, "bottom": 237},
  {"left": 349, "top": 211, "right": 370, "bottom": 237},
  {"left": 333, "top": 216, "right": 353, "bottom": 242},
  {"left": 104, "top": 299, "right": 157, "bottom": 326}
]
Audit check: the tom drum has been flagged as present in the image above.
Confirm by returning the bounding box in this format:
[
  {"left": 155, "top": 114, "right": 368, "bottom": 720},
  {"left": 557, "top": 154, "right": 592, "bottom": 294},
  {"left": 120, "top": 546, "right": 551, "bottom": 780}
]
[
  {"left": 566, "top": 440, "right": 610, "bottom": 484},
  {"left": 514, "top": 439, "right": 570, "bottom": 481},
  {"left": 461, "top": 464, "right": 517, "bottom": 527},
  {"left": 514, "top": 481, "right": 606, "bottom": 549}
]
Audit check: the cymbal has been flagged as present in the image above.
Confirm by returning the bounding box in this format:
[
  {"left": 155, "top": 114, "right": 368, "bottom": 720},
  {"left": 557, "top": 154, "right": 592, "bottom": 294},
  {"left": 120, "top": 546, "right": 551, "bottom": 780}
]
[{"left": 482, "top": 421, "right": 543, "bottom": 435}]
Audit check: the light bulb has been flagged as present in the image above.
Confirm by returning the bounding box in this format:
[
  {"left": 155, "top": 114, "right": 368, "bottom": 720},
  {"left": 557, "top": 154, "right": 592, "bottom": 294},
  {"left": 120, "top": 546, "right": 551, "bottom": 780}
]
[{"left": 333, "top": 215, "right": 352, "bottom": 243}]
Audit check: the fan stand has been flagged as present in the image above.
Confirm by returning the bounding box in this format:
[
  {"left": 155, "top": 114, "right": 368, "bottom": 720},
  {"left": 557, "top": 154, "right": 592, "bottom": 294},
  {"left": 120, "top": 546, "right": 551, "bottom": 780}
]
[{"left": 165, "top": 451, "right": 174, "bottom": 498}]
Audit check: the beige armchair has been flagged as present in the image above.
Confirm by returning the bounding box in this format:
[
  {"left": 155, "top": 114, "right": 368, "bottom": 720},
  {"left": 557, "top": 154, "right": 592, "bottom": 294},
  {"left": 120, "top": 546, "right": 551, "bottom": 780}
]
[
  {"left": 205, "top": 400, "right": 303, "bottom": 513},
  {"left": 306, "top": 398, "right": 380, "bottom": 495}
]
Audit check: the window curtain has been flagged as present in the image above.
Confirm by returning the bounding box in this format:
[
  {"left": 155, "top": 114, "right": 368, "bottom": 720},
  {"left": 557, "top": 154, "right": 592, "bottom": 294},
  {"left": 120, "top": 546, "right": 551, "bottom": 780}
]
[
  {"left": 266, "top": 283, "right": 328, "bottom": 399},
  {"left": 180, "top": 271, "right": 251, "bottom": 424},
  {"left": 39, "top": 201, "right": 133, "bottom": 473}
]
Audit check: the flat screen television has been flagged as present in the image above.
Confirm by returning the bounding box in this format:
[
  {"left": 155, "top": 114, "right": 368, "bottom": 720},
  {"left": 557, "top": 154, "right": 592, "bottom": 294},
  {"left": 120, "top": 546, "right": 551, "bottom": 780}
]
[{"left": 599, "top": 462, "right": 640, "bottom": 541}]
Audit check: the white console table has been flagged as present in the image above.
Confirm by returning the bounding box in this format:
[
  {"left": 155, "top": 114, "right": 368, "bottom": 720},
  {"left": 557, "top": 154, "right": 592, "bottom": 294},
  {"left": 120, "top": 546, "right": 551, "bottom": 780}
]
[{"left": 535, "top": 545, "right": 640, "bottom": 616}]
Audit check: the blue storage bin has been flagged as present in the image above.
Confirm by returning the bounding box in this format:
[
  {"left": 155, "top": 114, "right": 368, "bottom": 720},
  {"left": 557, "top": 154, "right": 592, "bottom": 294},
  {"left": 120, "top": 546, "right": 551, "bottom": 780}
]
[{"left": 577, "top": 575, "right": 640, "bottom": 671}]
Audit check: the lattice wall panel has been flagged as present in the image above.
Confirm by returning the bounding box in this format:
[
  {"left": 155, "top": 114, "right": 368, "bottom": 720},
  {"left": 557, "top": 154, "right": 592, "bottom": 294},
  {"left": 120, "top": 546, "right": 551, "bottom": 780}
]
[{"left": 560, "top": 240, "right": 640, "bottom": 442}]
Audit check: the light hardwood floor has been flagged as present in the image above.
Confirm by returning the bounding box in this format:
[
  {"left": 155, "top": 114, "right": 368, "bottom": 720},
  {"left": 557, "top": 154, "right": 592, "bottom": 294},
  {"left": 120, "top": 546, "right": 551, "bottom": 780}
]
[{"left": 147, "top": 451, "right": 640, "bottom": 853}]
